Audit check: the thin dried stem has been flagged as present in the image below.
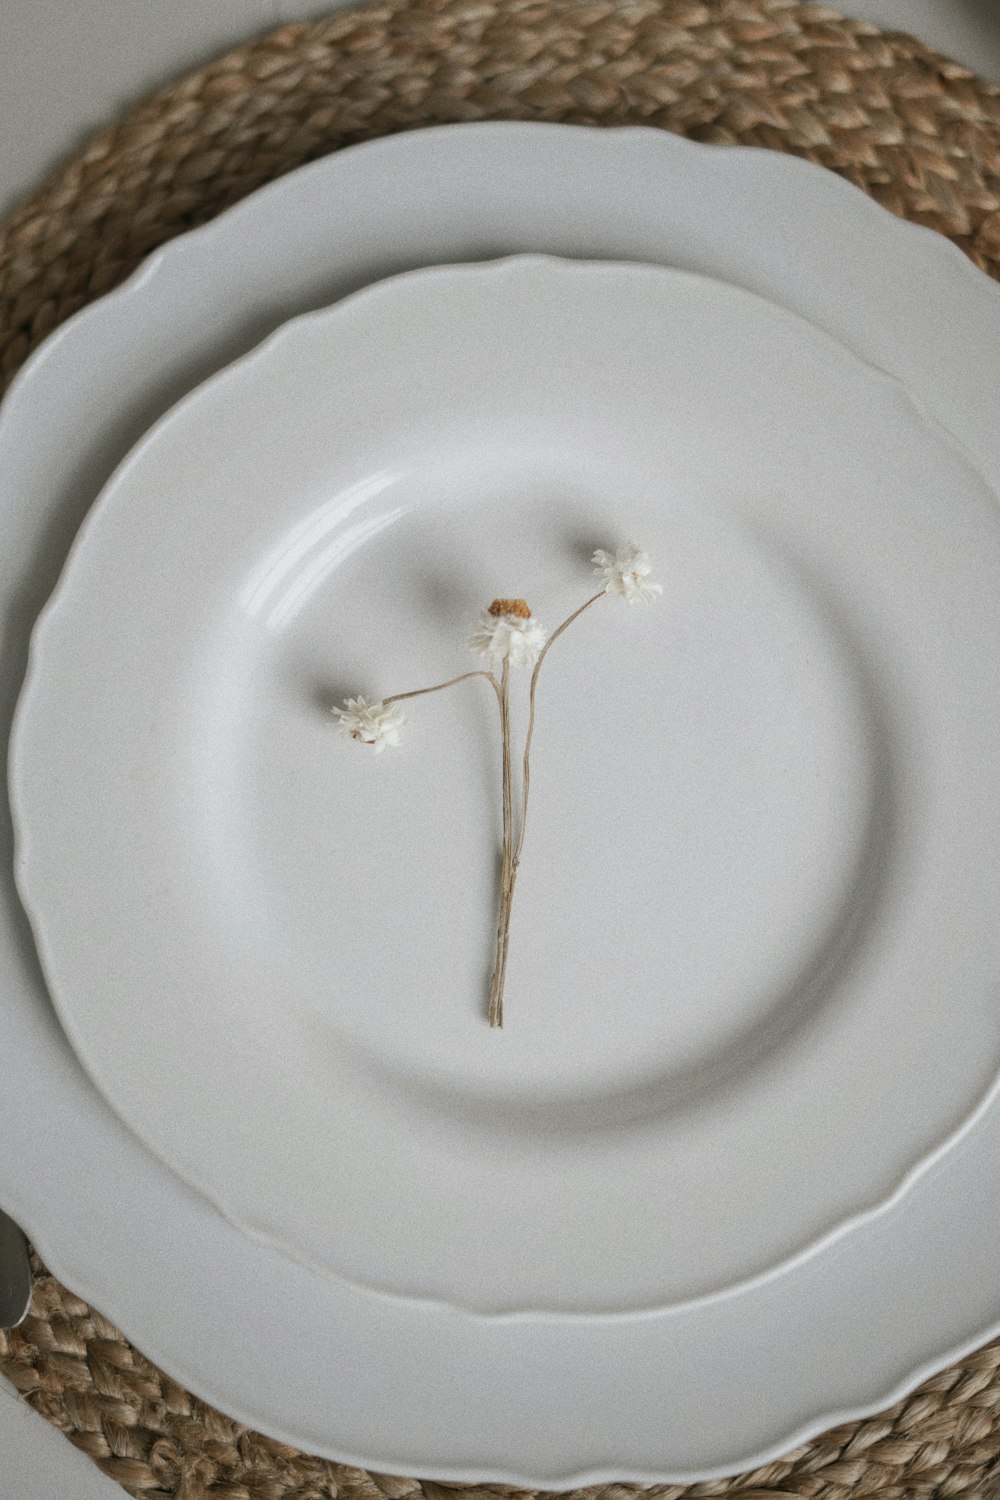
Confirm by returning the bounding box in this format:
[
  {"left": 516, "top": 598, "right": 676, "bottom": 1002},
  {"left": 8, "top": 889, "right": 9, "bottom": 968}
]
[
  {"left": 494, "top": 854, "right": 515, "bottom": 1030},
  {"left": 514, "top": 591, "right": 605, "bottom": 869},
  {"left": 378, "top": 665, "right": 510, "bottom": 1021},
  {"left": 377, "top": 664, "right": 510, "bottom": 1021},
  {"left": 383, "top": 669, "right": 497, "bottom": 707},
  {"left": 488, "top": 660, "right": 513, "bottom": 1027}
]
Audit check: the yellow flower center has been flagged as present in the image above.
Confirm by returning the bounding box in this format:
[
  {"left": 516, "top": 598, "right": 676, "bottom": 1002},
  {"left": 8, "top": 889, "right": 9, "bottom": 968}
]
[{"left": 488, "top": 598, "right": 532, "bottom": 620}]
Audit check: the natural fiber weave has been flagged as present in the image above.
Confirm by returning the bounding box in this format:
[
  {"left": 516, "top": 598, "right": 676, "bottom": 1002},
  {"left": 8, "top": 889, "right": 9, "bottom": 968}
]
[{"left": 2, "top": 0, "right": 1000, "bottom": 1494}]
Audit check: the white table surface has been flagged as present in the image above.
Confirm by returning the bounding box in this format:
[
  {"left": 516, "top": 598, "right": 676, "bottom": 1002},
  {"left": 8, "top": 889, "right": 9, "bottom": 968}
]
[{"left": 2, "top": 2, "right": 999, "bottom": 1495}]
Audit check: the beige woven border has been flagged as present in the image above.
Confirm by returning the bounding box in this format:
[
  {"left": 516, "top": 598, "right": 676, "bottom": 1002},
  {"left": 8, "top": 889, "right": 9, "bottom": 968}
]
[{"left": 3, "top": 1, "right": 1000, "bottom": 1495}]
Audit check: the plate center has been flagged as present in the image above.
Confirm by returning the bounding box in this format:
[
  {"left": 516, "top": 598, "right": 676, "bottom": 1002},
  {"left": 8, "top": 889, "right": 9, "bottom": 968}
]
[{"left": 197, "top": 448, "right": 879, "bottom": 1128}]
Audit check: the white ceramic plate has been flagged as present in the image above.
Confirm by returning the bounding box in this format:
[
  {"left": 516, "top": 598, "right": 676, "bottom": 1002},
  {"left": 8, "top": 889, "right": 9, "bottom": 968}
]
[
  {"left": 13, "top": 254, "right": 1000, "bottom": 1323},
  {"left": 3, "top": 124, "right": 1000, "bottom": 1483}
]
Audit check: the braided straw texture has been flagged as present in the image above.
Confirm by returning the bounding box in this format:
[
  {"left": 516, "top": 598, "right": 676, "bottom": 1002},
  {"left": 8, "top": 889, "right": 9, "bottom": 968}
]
[{"left": 3, "top": 0, "right": 1000, "bottom": 1495}]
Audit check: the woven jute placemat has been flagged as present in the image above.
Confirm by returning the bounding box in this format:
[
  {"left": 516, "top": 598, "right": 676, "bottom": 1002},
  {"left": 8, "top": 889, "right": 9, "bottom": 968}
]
[{"left": 3, "top": 1, "right": 1000, "bottom": 1495}]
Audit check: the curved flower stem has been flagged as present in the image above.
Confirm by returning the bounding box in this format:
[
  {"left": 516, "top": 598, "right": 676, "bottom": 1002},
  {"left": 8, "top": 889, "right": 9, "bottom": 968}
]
[
  {"left": 383, "top": 669, "right": 498, "bottom": 707},
  {"left": 379, "top": 666, "right": 509, "bottom": 1024},
  {"left": 514, "top": 592, "right": 605, "bottom": 870}
]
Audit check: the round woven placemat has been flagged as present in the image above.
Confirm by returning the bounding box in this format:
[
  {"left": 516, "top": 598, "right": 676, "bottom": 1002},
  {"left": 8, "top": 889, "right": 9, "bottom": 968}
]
[{"left": 3, "top": 1, "right": 1000, "bottom": 1495}]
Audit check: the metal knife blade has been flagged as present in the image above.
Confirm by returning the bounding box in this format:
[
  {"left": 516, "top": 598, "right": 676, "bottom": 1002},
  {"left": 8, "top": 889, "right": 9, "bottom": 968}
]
[{"left": 0, "top": 1210, "right": 32, "bottom": 1328}]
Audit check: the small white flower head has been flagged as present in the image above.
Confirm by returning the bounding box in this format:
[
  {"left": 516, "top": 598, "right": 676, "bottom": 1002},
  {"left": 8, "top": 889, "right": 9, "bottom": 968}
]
[
  {"left": 592, "top": 543, "right": 663, "bottom": 604},
  {"left": 333, "top": 696, "right": 405, "bottom": 753},
  {"left": 470, "top": 598, "right": 546, "bottom": 669}
]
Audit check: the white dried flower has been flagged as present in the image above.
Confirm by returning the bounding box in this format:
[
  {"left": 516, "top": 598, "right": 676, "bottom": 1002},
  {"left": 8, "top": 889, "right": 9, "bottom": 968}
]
[
  {"left": 333, "top": 696, "right": 405, "bottom": 753},
  {"left": 592, "top": 543, "right": 663, "bottom": 604},
  {"left": 470, "top": 598, "right": 546, "bottom": 669}
]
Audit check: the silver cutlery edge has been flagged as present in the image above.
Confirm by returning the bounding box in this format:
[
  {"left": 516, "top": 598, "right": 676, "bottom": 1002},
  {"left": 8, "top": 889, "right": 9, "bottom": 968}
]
[{"left": 0, "top": 1209, "right": 33, "bottom": 1328}]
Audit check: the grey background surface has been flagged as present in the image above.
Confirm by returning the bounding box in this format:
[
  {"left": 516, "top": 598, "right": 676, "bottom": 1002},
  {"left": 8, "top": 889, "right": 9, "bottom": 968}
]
[{"left": 2, "top": 3, "right": 999, "bottom": 1496}]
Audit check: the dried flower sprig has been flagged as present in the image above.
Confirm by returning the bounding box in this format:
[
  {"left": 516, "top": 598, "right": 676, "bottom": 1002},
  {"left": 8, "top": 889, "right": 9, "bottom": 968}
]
[{"left": 332, "top": 545, "right": 661, "bottom": 1026}]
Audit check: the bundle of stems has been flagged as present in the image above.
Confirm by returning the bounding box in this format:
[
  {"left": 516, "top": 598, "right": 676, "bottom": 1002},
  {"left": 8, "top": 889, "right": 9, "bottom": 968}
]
[
  {"left": 334, "top": 545, "right": 661, "bottom": 1026},
  {"left": 384, "top": 592, "right": 603, "bottom": 1025}
]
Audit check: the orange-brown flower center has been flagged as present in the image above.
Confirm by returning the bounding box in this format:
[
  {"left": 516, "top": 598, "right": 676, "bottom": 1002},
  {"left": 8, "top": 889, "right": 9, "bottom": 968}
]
[{"left": 488, "top": 597, "right": 532, "bottom": 619}]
